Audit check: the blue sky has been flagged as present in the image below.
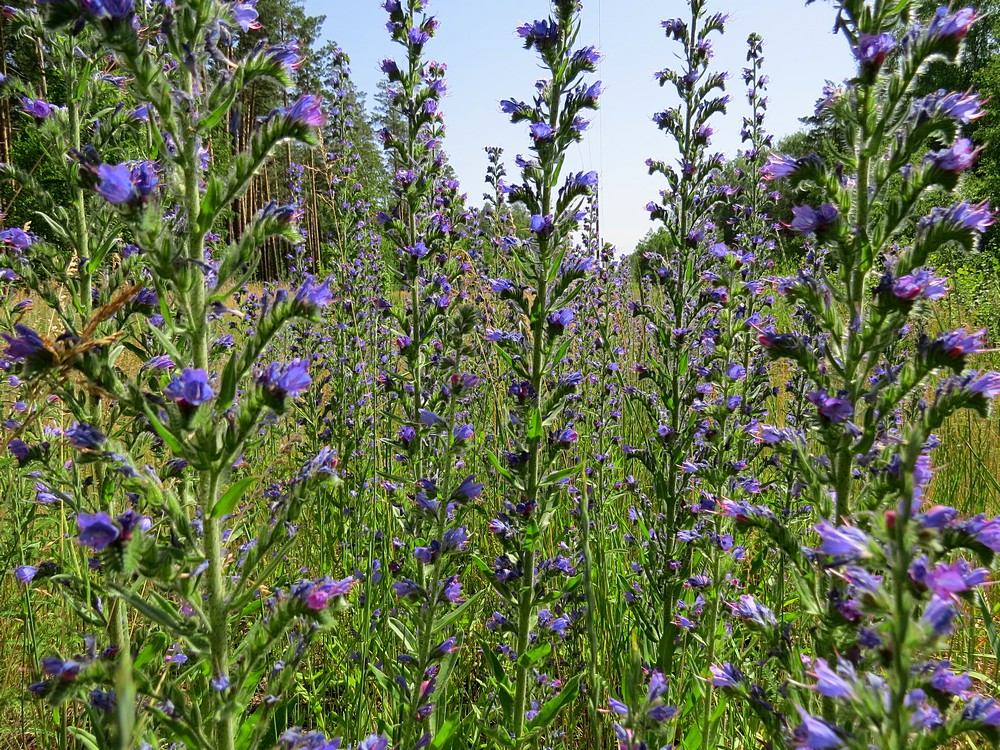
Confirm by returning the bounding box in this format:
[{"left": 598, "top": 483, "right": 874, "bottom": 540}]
[{"left": 302, "top": 0, "right": 856, "bottom": 253}]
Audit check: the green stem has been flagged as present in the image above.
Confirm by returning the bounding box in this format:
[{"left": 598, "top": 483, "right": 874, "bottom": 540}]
[
  {"left": 512, "top": 546, "right": 538, "bottom": 740},
  {"left": 110, "top": 595, "right": 134, "bottom": 750},
  {"left": 578, "top": 465, "right": 600, "bottom": 737},
  {"left": 203, "top": 471, "right": 233, "bottom": 750},
  {"left": 512, "top": 40, "right": 563, "bottom": 740},
  {"left": 67, "top": 53, "right": 91, "bottom": 320},
  {"left": 181, "top": 51, "right": 233, "bottom": 749}
]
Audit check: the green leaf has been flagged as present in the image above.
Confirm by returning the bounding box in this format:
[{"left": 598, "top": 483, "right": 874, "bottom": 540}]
[
  {"left": 140, "top": 403, "right": 184, "bottom": 455},
  {"left": 109, "top": 585, "right": 192, "bottom": 637},
  {"left": 66, "top": 727, "right": 101, "bottom": 750},
  {"left": 433, "top": 590, "right": 484, "bottom": 634},
  {"left": 527, "top": 408, "right": 544, "bottom": 440},
  {"left": 551, "top": 336, "right": 573, "bottom": 368},
  {"left": 211, "top": 476, "right": 255, "bottom": 518},
  {"left": 486, "top": 449, "right": 514, "bottom": 481},
  {"left": 482, "top": 648, "right": 514, "bottom": 720},
  {"left": 527, "top": 672, "right": 582, "bottom": 732},
  {"left": 539, "top": 463, "right": 580, "bottom": 487},
  {"left": 133, "top": 632, "right": 168, "bottom": 670},
  {"left": 388, "top": 617, "right": 417, "bottom": 652},
  {"left": 517, "top": 642, "right": 551, "bottom": 668},
  {"left": 430, "top": 717, "right": 459, "bottom": 749}
]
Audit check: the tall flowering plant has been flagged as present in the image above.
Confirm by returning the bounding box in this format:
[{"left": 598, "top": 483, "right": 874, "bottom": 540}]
[
  {"left": 622, "top": 0, "right": 730, "bottom": 687},
  {"left": 713, "top": 4, "right": 1000, "bottom": 749},
  {"left": 373, "top": 1, "right": 481, "bottom": 747},
  {"left": 483, "top": 0, "right": 600, "bottom": 742},
  {"left": 0, "top": 1, "right": 372, "bottom": 748}
]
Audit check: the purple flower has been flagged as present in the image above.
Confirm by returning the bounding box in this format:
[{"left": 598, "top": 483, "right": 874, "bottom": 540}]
[
  {"left": 407, "top": 27, "right": 430, "bottom": 46},
  {"left": 65, "top": 422, "right": 107, "bottom": 451},
  {"left": 357, "top": 735, "right": 390, "bottom": 750},
  {"left": 927, "top": 138, "right": 980, "bottom": 173},
  {"left": 546, "top": 615, "right": 570, "bottom": 635},
  {"left": 918, "top": 89, "right": 986, "bottom": 124},
  {"left": 709, "top": 662, "right": 743, "bottom": 689},
  {"left": 807, "top": 391, "right": 854, "bottom": 423},
  {"left": 924, "top": 559, "right": 988, "bottom": 597},
  {"left": 14, "top": 565, "right": 38, "bottom": 584},
  {"left": 529, "top": 122, "right": 555, "bottom": 142},
  {"left": 42, "top": 657, "right": 82, "bottom": 680},
  {"left": 405, "top": 241, "right": 429, "bottom": 258},
  {"left": 608, "top": 697, "right": 629, "bottom": 716},
  {"left": 3, "top": 325, "right": 51, "bottom": 366},
  {"left": 164, "top": 368, "right": 214, "bottom": 407},
  {"left": 232, "top": 0, "right": 260, "bottom": 31},
  {"left": 962, "top": 695, "right": 1000, "bottom": 727},
  {"left": 752, "top": 425, "right": 786, "bottom": 447},
  {"left": 500, "top": 99, "right": 524, "bottom": 115},
  {"left": 790, "top": 204, "right": 839, "bottom": 235},
  {"left": 294, "top": 275, "right": 334, "bottom": 310},
  {"left": 95, "top": 162, "right": 158, "bottom": 205},
  {"left": 442, "top": 527, "right": 468, "bottom": 553},
  {"left": 286, "top": 95, "right": 325, "bottom": 127},
  {"left": 418, "top": 409, "right": 446, "bottom": 428},
  {"left": 77, "top": 512, "right": 120, "bottom": 550},
  {"left": 265, "top": 43, "right": 302, "bottom": 75},
  {"left": 441, "top": 576, "right": 463, "bottom": 603},
  {"left": 915, "top": 505, "right": 958, "bottom": 528},
  {"left": 815, "top": 521, "right": 870, "bottom": 560},
  {"left": 967, "top": 371, "right": 1000, "bottom": 399},
  {"left": 530, "top": 214, "right": 554, "bottom": 235},
  {"left": 20, "top": 97, "right": 53, "bottom": 119},
  {"left": 547, "top": 308, "right": 574, "bottom": 334},
  {"left": 0, "top": 227, "right": 34, "bottom": 249},
  {"left": 127, "top": 161, "right": 157, "bottom": 199},
  {"left": 922, "top": 595, "right": 958, "bottom": 636},
  {"left": 810, "top": 658, "right": 855, "bottom": 699},
  {"left": 792, "top": 707, "right": 843, "bottom": 749},
  {"left": 892, "top": 269, "right": 948, "bottom": 301},
  {"left": 96, "top": 164, "right": 134, "bottom": 204},
  {"left": 928, "top": 7, "right": 976, "bottom": 41},
  {"left": 582, "top": 80, "right": 603, "bottom": 103},
  {"left": 258, "top": 359, "right": 311, "bottom": 399},
  {"left": 565, "top": 170, "right": 598, "bottom": 190},
  {"left": 143, "top": 354, "right": 175, "bottom": 371},
  {"left": 517, "top": 18, "right": 559, "bottom": 49},
  {"left": 392, "top": 579, "right": 420, "bottom": 599},
  {"left": 80, "top": 0, "right": 134, "bottom": 20},
  {"left": 304, "top": 576, "right": 355, "bottom": 610},
  {"left": 491, "top": 278, "right": 515, "bottom": 296},
  {"left": 729, "top": 594, "right": 777, "bottom": 627},
  {"left": 554, "top": 427, "right": 578, "bottom": 446},
  {"left": 573, "top": 45, "right": 601, "bottom": 65},
  {"left": 931, "top": 200, "right": 995, "bottom": 232},
  {"left": 451, "top": 476, "right": 483, "bottom": 501},
  {"left": 929, "top": 664, "right": 971, "bottom": 695},
  {"left": 855, "top": 33, "right": 895, "bottom": 68},
  {"left": 933, "top": 328, "right": 985, "bottom": 359},
  {"left": 761, "top": 153, "right": 798, "bottom": 180}
]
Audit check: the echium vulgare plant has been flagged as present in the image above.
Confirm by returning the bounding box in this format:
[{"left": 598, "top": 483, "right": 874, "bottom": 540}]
[
  {"left": 622, "top": 0, "right": 730, "bottom": 685},
  {"left": 373, "top": 1, "right": 481, "bottom": 747},
  {"left": 657, "top": 29, "right": 782, "bottom": 750},
  {"left": 1, "top": 0, "right": 373, "bottom": 748},
  {"left": 712, "top": 4, "right": 1000, "bottom": 750},
  {"left": 483, "top": 0, "right": 600, "bottom": 743},
  {"left": 480, "top": 145, "right": 519, "bottom": 277}
]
